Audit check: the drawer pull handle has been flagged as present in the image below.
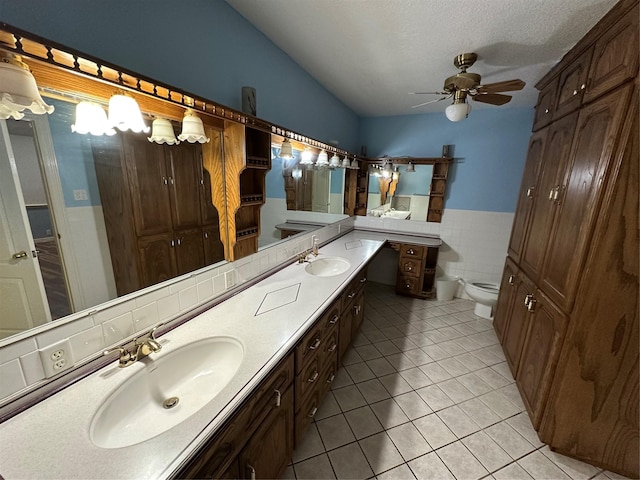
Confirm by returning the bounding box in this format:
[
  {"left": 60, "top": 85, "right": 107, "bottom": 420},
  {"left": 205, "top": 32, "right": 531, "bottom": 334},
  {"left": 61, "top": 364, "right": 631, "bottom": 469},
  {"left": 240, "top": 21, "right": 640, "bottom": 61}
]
[
  {"left": 354, "top": 305, "right": 361, "bottom": 315},
  {"left": 407, "top": 248, "right": 415, "bottom": 255},
  {"left": 508, "top": 274, "right": 515, "bottom": 286},
  {"left": 328, "top": 343, "right": 337, "bottom": 352},
  {"left": 326, "top": 373, "right": 336, "bottom": 384},
  {"left": 527, "top": 296, "right": 537, "bottom": 313},
  {"left": 524, "top": 293, "right": 533, "bottom": 306},
  {"left": 309, "top": 338, "right": 321, "bottom": 350},
  {"left": 274, "top": 389, "right": 281, "bottom": 407},
  {"left": 348, "top": 292, "right": 356, "bottom": 299},
  {"left": 248, "top": 464, "right": 256, "bottom": 480},
  {"left": 405, "top": 264, "right": 413, "bottom": 271},
  {"left": 308, "top": 407, "right": 318, "bottom": 418},
  {"left": 329, "top": 314, "right": 339, "bottom": 325},
  {"left": 526, "top": 186, "right": 535, "bottom": 198},
  {"left": 359, "top": 277, "right": 367, "bottom": 283},
  {"left": 307, "top": 371, "right": 319, "bottom": 383}
]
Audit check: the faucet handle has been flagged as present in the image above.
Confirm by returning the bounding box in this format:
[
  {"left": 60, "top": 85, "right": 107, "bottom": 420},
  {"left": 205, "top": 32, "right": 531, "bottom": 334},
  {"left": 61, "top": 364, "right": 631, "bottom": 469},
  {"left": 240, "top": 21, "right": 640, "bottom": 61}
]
[
  {"left": 103, "top": 346, "right": 136, "bottom": 367},
  {"left": 149, "top": 322, "right": 165, "bottom": 341}
]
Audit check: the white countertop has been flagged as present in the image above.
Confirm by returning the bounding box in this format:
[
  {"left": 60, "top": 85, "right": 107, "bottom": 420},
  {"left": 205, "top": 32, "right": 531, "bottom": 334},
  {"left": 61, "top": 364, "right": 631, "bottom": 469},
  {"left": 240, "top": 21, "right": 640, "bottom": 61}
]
[{"left": 0, "top": 230, "right": 440, "bottom": 479}]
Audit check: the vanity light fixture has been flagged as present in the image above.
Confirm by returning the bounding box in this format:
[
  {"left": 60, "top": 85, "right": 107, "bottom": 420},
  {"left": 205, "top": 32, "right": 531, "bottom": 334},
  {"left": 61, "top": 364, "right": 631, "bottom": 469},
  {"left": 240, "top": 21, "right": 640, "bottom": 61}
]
[
  {"left": 292, "top": 166, "right": 303, "bottom": 179},
  {"left": 148, "top": 117, "right": 179, "bottom": 144},
  {"left": 329, "top": 153, "right": 341, "bottom": 168},
  {"left": 350, "top": 158, "right": 359, "bottom": 170},
  {"left": 316, "top": 149, "right": 329, "bottom": 167},
  {"left": 381, "top": 161, "right": 393, "bottom": 178},
  {"left": 300, "top": 147, "right": 314, "bottom": 165},
  {"left": 279, "top": 138, "right": 294, "bottom": 159},
  {"left": 108, "top": 93, "right": 149, "bottom": 133},
  {"left": 178, "top": 109, "right": 210, "bottom": 143},
  {"left": 406, "top": 161, "right": 415, "bottom": 172},
  {"left": 0, "top": 51, "right": 54, "bottom": 120},
  {"left": 71, "top": 101, "right": 116, "bottom": 136}
]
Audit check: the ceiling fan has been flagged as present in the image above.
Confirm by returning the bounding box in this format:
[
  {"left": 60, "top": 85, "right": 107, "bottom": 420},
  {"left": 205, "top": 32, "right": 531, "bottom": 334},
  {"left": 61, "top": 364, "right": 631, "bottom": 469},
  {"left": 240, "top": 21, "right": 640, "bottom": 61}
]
[{"left": 410, "top": 53, "right": 525, "bottom": 121}]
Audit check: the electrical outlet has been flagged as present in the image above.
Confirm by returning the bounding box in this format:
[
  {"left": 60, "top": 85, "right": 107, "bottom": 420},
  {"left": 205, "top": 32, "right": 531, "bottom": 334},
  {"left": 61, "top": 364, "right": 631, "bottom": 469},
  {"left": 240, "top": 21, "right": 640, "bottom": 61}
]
[
  {"left": 73, "top": 189, "right": 88, "bottom": 201},
  {"left": 224, "top": 270, "right": 236, "bottom": 289},
  {"left": 39, "top": 339, "right": 74, "bottom": 378}
]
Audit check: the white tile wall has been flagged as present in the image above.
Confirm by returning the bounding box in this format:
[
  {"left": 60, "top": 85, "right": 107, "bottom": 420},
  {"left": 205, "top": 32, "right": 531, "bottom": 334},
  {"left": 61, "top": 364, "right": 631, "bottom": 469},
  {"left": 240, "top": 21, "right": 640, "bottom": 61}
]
[{"left": 0, "top": 217, "right": 355, "bottom": 403}]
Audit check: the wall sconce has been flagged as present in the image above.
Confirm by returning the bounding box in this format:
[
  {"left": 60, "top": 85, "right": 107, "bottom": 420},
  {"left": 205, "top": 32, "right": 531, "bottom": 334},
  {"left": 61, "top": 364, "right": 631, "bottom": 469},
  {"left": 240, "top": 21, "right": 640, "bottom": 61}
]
[
  {"left": 316, "top": 149, "right": 329, "bottom": 167},
  {"left": 148, "top": 117, "right": 179, "bottom": 144},
  {"left": 329, "top": 153, "right": 341, "bottom": 168},
  {"left": 300, "top": 147, "right": 314, "bottom": 165},
  {"left": 405, "top": 161, "right": 415, "bottom": 172},
  {"left": 0, "top": 51, "right": 54, "bottom": 120},
  {"left": 279, "top": 138, "right": 294, "bottom": 159},
  {"left": 108, "top": 93, "right": 149, "bottom": 133},
  {"left": 71, "top": 101, "right": 115, "bottom": 136},
  {"left": 178, "top": 109, "right": 209, "bottom": 143},
  {"left": 292, "top": 166, "right": 302, "bottom": 179}
]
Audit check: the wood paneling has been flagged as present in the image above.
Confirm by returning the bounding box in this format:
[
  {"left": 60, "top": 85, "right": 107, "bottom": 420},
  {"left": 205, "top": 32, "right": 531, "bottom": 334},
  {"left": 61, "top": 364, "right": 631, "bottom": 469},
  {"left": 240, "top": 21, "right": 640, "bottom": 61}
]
[{"left": 493, "top": 258, "right": 519, "bottom": 342}]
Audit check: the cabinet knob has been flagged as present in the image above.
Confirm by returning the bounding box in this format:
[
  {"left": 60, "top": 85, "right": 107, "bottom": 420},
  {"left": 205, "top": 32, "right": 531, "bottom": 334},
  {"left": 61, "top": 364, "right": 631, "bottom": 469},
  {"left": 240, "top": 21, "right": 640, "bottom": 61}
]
[
  {"left": 354, "top": 305, "right": 361, "bottom": 315},
  {"left": 326, "top": 373, "right": 336, "bottom": 384},
  {"left": 526, "top": 186, "right": 535, "bottom": 198},
  {"left": 307, "top": 407, "right": 318, "bottom": 418},
  {"left": 544, "top": 108, "right": 550, "bottom": 114},
  {"left": 405, "top": 283, "right": 411, "bottom": 289},
  {"left": 527, "top": 296, "right": 537, "bottom": 313},
  {"left": 581, "top": 83, "right": 586, "bottom": 90},
  {"left": 329, "top": 314, "right": 339, "bottom": 325},
  {"left": 405, "top": 264, "right": 413, "bottom": 271},
  {"left": 348, "top": 292, "right": 356, "bottom": 299},
  {"left": 309, "top": 338, "right": 321, "bottom": 350},
  {"left": 407, "top": 248, "right": 415, "bottom": 255},
  {"left": 307, "top": 371, "right": 319, "bottom": 383},
  {"left": 508, "top": 274, "right": 515, "bottom": 286},
  {"left": 274, "top": 389, "right": 281, "bottom": 407},
  {"left": 573, "top": 89, "right": 578, "bottom": 95},
  {"left": 327, "top": 343, "right": 337, "bottom": 353},
  {"left": 359, "top": 277, "right": 367, "bottom": 283}
]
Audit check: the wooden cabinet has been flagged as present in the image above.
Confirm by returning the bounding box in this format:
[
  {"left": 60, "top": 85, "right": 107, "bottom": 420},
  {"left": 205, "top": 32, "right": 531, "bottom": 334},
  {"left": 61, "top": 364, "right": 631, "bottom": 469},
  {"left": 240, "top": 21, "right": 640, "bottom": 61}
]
[
  {"left": 220, "top": 123, "right": 271, "bottom": 261},
  {"left": 532, "top": 77, "right": 558, "bottom": 131},
  {"left": 93, "top": 133, "right": 224, "bottom": 295},
  {"left": 496, "top": 1, "right": 638, "bottom": 475},
  {"left": 343, "top": 163, "right": 368, "bottom": 216},
  {"left": 338, "top": 268, "right": 368, "bottom": 363},
  {"left": 391, "top": 242, "right": 439, "bottom": 298}
]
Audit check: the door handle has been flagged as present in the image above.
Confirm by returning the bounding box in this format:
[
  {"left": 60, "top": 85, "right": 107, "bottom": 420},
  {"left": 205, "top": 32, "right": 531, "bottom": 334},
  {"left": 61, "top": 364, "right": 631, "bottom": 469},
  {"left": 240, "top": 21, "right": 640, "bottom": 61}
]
[{"left": 12, "top": 251, "right": 28, "bottom": 259}]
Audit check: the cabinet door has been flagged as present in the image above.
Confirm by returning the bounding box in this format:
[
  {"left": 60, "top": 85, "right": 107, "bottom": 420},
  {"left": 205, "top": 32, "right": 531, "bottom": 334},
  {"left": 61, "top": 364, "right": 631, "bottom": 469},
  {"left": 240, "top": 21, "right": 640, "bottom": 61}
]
[
  {"left": 584, "top": 4, "right": 638, "bottom": 103},
  {"left": 137, "top": 233, "right": 176, "bottom": 288},
  {"left": 532, "top": 77, "right": 559, "bottom": 131},
  {"left": 167, "top": 144, "right": 202, "bottom": 230},
  {"left": 540, "top": 86, "right": 632, "bottom": 311},
  {"left": 502, "top": 273, "right": 536, "bottom": 376},
  {"left": 174, "top": 228, "right": 205, "bottom": 276},
  {"left": 339, "top": 302, "right": 354, "bottom": 364},
  {"left": 520, "top": 112, "right": 577, "bottom": 281},
  {"left": 239, "top": 386, "right": 294, "bottom": 480},
  {"left": 351, "top": 290, "right": 365, "bottom": 338},
  {"left": 508, "top": 129, "right": 548, "bottom": 263},
  {"left": 124, "top": 135, "right": 173, "bottom": 236},
  {"left": 200, "top": 155, "right": 220, "bottom": 226},
  {"left": 493, "top": 258, "right": 519, "bottom": 342},
  {"left": 553, "top": 47, "right": 593, "bottom": 119},
  {"left": 516, "top": 290, "right": 568, "bottom": 428},
  {"left": 203, "top": 226, "right": 224, "bottom": 266}
]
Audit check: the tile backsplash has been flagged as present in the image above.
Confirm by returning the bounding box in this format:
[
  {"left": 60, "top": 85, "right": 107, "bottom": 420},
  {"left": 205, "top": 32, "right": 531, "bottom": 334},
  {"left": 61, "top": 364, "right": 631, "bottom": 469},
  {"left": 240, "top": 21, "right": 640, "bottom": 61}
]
[
  {"left": 0, "top": 218, "right": 353, "bottom": 405},
  {"left": 0, "top": 210, "right": 513, "bottom": 407}
]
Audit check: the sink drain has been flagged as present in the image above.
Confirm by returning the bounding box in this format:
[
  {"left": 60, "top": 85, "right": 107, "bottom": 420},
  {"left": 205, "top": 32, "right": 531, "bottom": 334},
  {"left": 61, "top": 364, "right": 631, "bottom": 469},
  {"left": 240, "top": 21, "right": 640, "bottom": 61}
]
[{"left": 163, "top": 396, "right": 180, "bottom": 409}]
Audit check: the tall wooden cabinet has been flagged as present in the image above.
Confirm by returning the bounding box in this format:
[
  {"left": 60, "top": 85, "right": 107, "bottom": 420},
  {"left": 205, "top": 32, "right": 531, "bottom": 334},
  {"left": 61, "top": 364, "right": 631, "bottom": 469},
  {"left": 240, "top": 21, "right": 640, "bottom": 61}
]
[
  {"left": 93, "top": 132, "right": 224, "bottom": 295},
  {"left": 494, "top": 0, "right": 638, "bottom": 476}
]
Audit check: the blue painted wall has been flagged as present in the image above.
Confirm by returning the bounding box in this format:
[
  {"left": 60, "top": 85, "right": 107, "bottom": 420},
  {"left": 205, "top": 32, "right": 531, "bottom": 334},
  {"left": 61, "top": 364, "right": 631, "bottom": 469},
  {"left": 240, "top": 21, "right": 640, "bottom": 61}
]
[
  {"left": 359, "top": 107, "right": 534, "bottom": 212},
  {"left": 0, "top": 0, "right": 360, "bottom": 152}
]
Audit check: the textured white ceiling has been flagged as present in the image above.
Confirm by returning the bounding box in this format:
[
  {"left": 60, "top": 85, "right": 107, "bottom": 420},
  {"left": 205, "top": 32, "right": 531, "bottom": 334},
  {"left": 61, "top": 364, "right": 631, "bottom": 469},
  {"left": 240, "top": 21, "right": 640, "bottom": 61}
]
[{"left": 225, "top": 0, "right": 617, "bottom": 117}]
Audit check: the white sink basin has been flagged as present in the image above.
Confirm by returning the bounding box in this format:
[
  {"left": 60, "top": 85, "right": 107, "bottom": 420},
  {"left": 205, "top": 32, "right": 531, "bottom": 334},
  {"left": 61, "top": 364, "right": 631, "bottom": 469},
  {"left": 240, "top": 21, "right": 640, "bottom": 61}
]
[
  {"left": 90, "top": 336, "right": 244, "bottom": 449},
  {"left": 305, "top": 257, "right": 350, "bottom": 277}
]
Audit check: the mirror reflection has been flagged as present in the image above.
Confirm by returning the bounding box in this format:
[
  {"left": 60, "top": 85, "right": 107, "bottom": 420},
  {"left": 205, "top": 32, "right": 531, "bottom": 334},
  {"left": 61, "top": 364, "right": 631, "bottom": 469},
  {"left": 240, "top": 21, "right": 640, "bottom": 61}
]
[
  {"left": 0, "top": 98, "right": 224, "bottom": 340},
  {"left": 366, "top": 164, "right": 433, "bottom": 221},
  {"left": 258, "top": 145, "right": 347, "bottom": 247}
]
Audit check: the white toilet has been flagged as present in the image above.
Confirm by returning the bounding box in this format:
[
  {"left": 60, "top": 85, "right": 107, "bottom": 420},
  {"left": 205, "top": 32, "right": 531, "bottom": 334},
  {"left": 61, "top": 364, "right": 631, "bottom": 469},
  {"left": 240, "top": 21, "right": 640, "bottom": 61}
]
[{"left": 463, "top": 280, "right": 500, "bottom": 319}]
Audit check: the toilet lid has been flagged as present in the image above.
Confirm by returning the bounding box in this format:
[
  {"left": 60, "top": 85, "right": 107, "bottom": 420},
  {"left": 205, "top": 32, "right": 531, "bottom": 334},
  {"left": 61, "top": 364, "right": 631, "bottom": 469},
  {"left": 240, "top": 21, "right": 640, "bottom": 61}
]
[{"left": 473, "top": 282, "right": 499, "bottom": 293}]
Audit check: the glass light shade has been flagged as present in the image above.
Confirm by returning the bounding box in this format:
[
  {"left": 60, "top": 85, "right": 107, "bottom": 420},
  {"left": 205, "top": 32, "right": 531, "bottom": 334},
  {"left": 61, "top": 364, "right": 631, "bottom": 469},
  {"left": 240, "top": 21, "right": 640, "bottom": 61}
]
[
  {"left": 292, "top": 166, "right": 303, "bottom": 179},
  {"left": 0, "top": 52, "right": 54, "bottom": 120},
  {"left": 329, "top": 153, "right": 341, "bottom": 167},
  {"left": 279, "top": 138, "right": 294, "bottom": 159},
  {"left": 148, "top": 117, "right": 179, "bottom": 144},
  {"left": 381, "top": 161, "right": 393, "bottom": 178},
  {"left": 71, "top": 101, "right": 116, "bottom": 136},
  {"left": 341, "top": 156, "right": 351, "bottom": 168},
  {"left": 178, "top": 110, "right": 210, "bottom": 143},
  {"left": 445, "top": 102, "right": 470, "bottom": 122},
  {"left": 406, "top": 161, "right": 415, "bottom": 172},
  {"left": 300, "top": 147, "right": 314, "bottom": 165},
  {"left": 350, "top": 158, "right": 360, "bottom": 170},
  {"left": 108, "top": 94, "right": 149, "bottom": 133},
  {"left": 316, "top": 149, "right": 329, "bottom": 166}
]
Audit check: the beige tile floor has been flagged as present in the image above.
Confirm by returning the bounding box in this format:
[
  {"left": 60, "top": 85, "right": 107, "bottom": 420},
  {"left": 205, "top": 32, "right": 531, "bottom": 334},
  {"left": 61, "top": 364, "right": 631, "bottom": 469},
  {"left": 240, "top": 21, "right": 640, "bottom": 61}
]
[{"left": 281, "top": 282, "right": 630, "bottom": 480}]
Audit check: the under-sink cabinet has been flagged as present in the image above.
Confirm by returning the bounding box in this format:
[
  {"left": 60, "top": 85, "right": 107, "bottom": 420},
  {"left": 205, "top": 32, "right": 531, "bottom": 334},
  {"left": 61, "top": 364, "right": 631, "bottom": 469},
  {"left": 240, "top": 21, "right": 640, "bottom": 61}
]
[{"left": 176, "top": 266, "right": 369, "bottom": 479}]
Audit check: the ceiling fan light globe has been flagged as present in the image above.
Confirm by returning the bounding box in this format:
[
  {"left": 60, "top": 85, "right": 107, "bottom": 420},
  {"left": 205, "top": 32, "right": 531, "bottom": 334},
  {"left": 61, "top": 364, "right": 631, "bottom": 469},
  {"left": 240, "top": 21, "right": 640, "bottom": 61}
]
[{"left": 445, "top": 102, "right": 469, "bottom": 122}]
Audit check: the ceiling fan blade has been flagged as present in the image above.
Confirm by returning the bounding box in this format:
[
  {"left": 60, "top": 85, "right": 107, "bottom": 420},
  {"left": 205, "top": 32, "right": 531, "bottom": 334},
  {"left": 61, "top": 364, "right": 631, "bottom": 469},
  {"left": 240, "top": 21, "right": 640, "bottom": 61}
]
[
  {"left": 411, "top": 95, "right": 450, "bottom": 108},
  {"left": 409, "top": 91, "right": 446, "bottom": 95},
  {"left": 472, "top": 93, "right": 513, "bottom": 105},
  {"left": 477, "top": 79, "right": 525, "bottom": 93}
]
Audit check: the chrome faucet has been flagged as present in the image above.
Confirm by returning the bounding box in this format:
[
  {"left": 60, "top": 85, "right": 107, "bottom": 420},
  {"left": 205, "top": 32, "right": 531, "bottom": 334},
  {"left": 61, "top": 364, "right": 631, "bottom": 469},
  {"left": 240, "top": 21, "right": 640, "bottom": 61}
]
[{"left": 104, "top": 323, "right": 163, "bottom": 367}]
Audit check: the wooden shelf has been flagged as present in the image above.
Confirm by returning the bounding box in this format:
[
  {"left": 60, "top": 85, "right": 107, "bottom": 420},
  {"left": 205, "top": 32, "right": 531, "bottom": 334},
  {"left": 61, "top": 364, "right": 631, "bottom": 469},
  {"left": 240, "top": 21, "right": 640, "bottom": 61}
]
[
  {"left": 246, "top": 157, "right": 270, "bottom": 169},
  {"left": 240, "top": 194, "right": 264, "bottom": 205},
  {"left": 236, "top": 226, "right": 259, "bottom": 238}
]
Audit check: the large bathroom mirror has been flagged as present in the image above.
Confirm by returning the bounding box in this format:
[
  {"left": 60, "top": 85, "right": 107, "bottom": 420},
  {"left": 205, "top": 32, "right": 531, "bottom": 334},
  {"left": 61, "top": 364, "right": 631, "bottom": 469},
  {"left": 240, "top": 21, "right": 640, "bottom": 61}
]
[
  {"left": 0, "top": 94, "right": 226, "bottom": 340},
  {"left": 366, "top": 163, "right": 434, "bottom": 221}
]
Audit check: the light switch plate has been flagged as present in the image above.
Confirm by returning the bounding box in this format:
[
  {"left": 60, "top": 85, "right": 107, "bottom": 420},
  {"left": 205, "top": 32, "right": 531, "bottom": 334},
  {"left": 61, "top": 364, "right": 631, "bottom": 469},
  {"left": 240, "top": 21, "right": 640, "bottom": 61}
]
[{"left": 224, "top": 270, "right": 236, "bottom": 289}]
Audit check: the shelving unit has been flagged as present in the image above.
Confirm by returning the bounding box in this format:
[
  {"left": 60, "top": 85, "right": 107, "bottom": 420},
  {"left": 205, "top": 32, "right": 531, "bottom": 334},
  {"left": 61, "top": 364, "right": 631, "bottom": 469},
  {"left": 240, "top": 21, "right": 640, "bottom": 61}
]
[
  {"left": 343, "top": 160, "right": 367, "bottom": 216},
  {"left": 427, "top": 159, "right": 452, "bottom": 222}
]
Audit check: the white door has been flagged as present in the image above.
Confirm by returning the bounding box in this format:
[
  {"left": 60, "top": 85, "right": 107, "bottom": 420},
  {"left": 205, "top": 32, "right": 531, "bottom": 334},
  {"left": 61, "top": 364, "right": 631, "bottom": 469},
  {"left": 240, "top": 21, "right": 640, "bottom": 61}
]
[
  {"left": 0, "top": 121, "right": 51, "bottom": 339},
  {"left": 311, "top": 168, "right": 330, "bottom": 213}
]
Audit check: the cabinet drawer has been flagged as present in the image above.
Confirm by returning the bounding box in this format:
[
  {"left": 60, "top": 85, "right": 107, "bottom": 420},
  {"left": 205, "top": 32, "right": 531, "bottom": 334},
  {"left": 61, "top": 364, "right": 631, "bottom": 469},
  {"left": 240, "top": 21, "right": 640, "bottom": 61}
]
[
  {"left": 295, "top": 320, "right": 325, "bottom": 375},
  {"left": 320, "top": 299, "right": 341, "bottom": 338},
  {"left": 396, "top": 275, "right": 421, "bottom": 296},
  {"left": 295, "top": 356, "right": 322, "bottom": 410},
  {"left": 399, "top": 257, "right": 422, "bottom": 277},
  {"left": 400, "top": 244, "right": 425, "bottom": 259},
  {"left": 321, "top": 327, "right": 339, "bottom": 367},
  {"left": 295, "top": 386, "right": 323, "bottom": 446},
  {"left": 341, "top": 268, "right": 367, "bottom": 308}
]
